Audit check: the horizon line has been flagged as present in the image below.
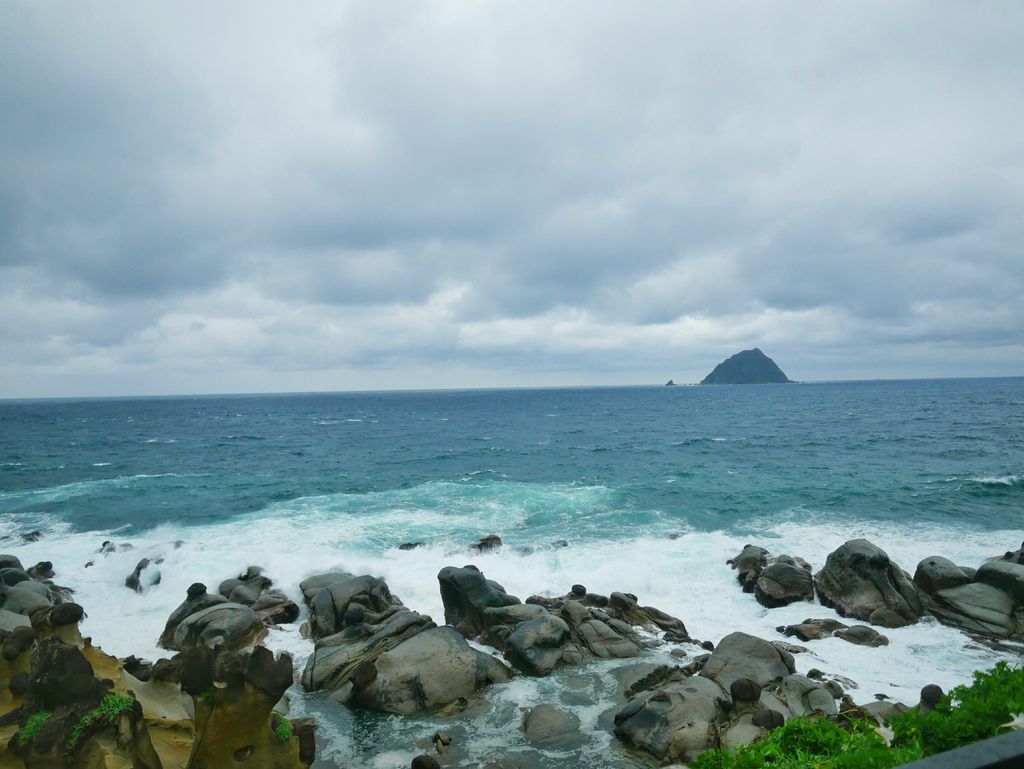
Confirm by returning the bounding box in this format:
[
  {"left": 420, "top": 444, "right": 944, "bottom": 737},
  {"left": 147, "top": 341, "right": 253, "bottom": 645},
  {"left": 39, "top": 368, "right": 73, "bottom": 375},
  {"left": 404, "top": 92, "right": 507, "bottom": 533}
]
[{"left": 1, "top": 373, "right": 1022, "bottom": 403}]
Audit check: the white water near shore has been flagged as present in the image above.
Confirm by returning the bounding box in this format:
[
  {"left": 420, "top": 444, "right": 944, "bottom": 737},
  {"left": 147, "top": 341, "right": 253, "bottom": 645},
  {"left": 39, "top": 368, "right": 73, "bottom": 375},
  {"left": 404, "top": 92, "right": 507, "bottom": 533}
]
[{"left": 3, "top": 501, "right": 1021, "bottom": 767}]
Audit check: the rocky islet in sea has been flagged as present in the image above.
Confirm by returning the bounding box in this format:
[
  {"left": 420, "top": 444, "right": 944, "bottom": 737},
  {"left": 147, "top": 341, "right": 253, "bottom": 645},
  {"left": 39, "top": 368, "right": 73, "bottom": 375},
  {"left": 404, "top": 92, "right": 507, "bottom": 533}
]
[{"left": 1, "top": 533, "right": 1022, "bottom": 767}]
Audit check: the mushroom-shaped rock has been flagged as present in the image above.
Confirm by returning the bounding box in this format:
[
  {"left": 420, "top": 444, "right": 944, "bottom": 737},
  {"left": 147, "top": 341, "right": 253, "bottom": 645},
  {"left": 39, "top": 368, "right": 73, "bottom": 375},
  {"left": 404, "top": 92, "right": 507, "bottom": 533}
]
[
  {"left": 182, "top": 645, "right": 314, "bottom": 768},
  {"left": 814, "top": 539, "right": 923, "bottom": 626}
]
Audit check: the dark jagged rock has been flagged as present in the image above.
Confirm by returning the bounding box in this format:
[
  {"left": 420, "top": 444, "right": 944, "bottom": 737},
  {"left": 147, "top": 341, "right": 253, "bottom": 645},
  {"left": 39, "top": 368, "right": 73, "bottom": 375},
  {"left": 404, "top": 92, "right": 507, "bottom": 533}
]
[
  {"left": 438, "top": 565, "right": 520, "bottom": 637},
  {"left": 834, "top": 625, "right": 889, "bottom": 647},
  {"left": 778, "top": 618, "right": 848, "bottom": 642},
  {"left": 439, "top": 568, "right": 691, "bottom": 677},
  {"left": 308, "top": 574, "right": 404, "bottom": 640},
  {"left": 26, "top": 561, "right": 54, "bottom": 580},
  {"left": 701, "top": 348, "right": 793, "bottom": 385},
  {"left": 728, "top": 546, "right": 813, "bottom": 607},
  {"left": 814, "top": 539, "right": 923, "bottom": 626},
  {"left": 471, "top": 534, "right": 503, "bottom": 553},
  {"left": 728, "top": 545, "right": 769, "bottom": 591},
  {"left": 13, "top": 638, "right": 162, "bottom": 768},
  {"left": 301, "top": 571, "right": 510, "bottom": 713},
  {"left": 124, "top": 557, "right": 162, "bottom": 593},
  {"left": 398, "top": 542, "right": 425, "bottom": 550}
]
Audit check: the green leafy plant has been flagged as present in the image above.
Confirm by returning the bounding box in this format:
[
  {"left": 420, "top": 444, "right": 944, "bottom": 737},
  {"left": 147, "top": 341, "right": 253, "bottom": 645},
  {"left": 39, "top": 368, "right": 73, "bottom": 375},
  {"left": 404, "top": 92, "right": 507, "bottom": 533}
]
[
  {"left": 65, "top": 693, "right": 135, "bottom": 758},
  {"left": 891, "top": 661, "right": 1024, "bottom": 756},
  {"left": 692, "top": 661, "right": 1023, "bottom": 769},
  {"left": 16, "top": 711, "right": 51, "bottom": 745},
  {"left": 273, "top": 716, "right": 293, "bottom": 742}
]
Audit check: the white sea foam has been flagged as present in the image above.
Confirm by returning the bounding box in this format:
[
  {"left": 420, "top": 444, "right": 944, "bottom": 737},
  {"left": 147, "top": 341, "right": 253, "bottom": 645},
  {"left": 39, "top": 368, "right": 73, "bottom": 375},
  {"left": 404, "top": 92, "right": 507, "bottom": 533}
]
[
  {"left": 3, "top": 488, "right": 1021, "bottom": 767},
  {"left": 969, "top": 474, "right": 1021, "bottom": 486}
]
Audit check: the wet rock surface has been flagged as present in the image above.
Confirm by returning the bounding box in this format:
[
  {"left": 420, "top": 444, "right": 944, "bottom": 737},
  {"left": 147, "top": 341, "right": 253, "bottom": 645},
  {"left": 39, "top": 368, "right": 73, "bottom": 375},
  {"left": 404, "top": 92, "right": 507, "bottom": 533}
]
[
  {"left": 300, "top": 570, "right": 511, "bottom": 713},
  {"left": 814, "top": 539, "right": 924, "bottom": 626},
  {"left": 438, "top": 566, "right": 693, "bottom": 677}
]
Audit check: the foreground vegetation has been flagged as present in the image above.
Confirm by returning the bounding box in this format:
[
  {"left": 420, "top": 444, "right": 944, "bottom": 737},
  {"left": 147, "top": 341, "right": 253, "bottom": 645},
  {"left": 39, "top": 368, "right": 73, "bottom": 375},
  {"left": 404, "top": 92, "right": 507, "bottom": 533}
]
[{"left": 693, "top": 662, "right": 1024, "bottom": 769}]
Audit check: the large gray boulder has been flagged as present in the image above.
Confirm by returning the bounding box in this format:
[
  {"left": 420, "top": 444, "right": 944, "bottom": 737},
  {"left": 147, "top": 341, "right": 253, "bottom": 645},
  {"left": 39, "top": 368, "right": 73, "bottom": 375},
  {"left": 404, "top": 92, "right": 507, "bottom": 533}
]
[
  {"left": 976, "top": 559, "right": 1024, "bottom": 604},
  {"left": 921, "top": 582, "right": 1019, "bottom": 639},
  {"left": 612, "top": 656, "right": 835, "bottom": 764},
  {"left": 814, "top": 539, "right": 923, "bottom": 626},
  {"left": 351, "top": 626, "right": 511, "bottom": 714},
  {"left": 169, "top": 602, "right": 265, "bottom": 652},
  {"left": 755, "top": 562, "right": 814, "bottom": 608},
  {"left": 158, "top": 583, "right": 228, "bottom": 648},
  {"left": 914, "top": 551, "right": 1024, "bottom": 641},
  {"left": 309, "top": 574, "right": 401, "bottom": 640},
  {"left": 700, "top": 632, "right": 795, "bottom": 691},
  {"left": 522, "top": 704, "right": 583, "bottom": 750},
  {"left": 503, "top": 614, "right": 574, "bottom": 676},
  {"left": 301, "top": 573, "right": 511, "bottom": 713},
  {"left": 914, "top": 557, "right": 973, "bottom": 594},
  {"left": 613, "top": 675, "right": 727, "bottom": 764}
]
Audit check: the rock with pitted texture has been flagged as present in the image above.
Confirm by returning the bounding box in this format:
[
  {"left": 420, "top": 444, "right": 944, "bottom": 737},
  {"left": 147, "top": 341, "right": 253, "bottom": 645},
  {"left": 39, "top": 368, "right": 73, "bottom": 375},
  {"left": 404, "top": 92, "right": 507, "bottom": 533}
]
[
  {"left": 181, "top": 644, "right": 315, "bottom": 768},
  {"left": 12, "top": 638, "right": 162, "bottom": 769}
]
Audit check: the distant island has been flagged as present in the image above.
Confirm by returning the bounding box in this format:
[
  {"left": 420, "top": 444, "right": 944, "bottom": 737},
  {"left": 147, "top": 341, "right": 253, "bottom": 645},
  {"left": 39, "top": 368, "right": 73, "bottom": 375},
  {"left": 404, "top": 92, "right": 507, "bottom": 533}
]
[
  {"left": 665, "top": 379, "right": 676, "bottom": 386},
  {"left": 701, "top": 348, "right": 793, "bottom": 384}
]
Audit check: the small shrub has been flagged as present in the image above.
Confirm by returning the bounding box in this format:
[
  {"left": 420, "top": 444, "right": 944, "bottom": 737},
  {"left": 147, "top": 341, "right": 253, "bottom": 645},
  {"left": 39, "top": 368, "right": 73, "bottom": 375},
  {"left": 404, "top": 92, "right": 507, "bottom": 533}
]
[{"left": 692, "top": 661, "right": 1022, "bottom": 769}]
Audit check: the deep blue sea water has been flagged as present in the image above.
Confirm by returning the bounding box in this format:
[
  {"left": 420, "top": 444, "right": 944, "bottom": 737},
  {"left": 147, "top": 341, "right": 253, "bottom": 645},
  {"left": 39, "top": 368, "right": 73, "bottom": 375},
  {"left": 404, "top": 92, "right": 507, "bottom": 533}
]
[
  {"left": 3, "top": 378, "right": 1022, "bottom": 538},
  {"left": 2, "top": 379, "right": 1023, "bottom": 768}
]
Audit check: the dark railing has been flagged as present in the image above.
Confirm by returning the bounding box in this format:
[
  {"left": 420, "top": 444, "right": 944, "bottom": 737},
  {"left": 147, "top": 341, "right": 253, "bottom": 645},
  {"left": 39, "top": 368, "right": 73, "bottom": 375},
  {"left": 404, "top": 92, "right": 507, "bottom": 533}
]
[{"left": 896, "top": 729, "right": 1024, "bottom": 769}]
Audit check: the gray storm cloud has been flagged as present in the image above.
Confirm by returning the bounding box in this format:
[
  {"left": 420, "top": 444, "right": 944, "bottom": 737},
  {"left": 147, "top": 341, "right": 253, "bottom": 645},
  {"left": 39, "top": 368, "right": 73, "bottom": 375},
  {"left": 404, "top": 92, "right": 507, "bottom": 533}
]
[{"left": 1, "top": 1, "right": 1022, "bottom": 396}]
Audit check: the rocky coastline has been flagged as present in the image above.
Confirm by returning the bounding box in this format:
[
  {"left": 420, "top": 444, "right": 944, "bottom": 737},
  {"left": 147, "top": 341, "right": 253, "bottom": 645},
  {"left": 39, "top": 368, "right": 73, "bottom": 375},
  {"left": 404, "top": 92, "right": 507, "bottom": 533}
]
[{"left": 1, "top": 534, "right": 1022, "bottom": 768}]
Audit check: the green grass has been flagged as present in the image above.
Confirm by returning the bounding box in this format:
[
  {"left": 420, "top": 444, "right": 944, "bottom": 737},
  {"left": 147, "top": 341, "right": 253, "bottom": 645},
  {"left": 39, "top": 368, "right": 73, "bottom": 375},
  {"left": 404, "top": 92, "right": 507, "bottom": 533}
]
[
  {"left": 692, "top": 662, "right": 1024, "bottom": 769},
  {"left": 65, "top": 693, "right": 135, "bottom": 758},
  {"left": 273, "top": 716, "right": 293, "bottom": 742},
  {"left": 16, "top": 711, "right": 51, "bottom": 745}
]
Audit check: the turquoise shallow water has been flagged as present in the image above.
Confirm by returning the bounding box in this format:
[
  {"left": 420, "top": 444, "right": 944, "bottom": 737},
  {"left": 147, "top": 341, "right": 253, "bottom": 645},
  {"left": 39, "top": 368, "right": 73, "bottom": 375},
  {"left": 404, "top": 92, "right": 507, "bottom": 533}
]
[{"left": 1, "top": 379, "right": 1023, "bottom": 768}]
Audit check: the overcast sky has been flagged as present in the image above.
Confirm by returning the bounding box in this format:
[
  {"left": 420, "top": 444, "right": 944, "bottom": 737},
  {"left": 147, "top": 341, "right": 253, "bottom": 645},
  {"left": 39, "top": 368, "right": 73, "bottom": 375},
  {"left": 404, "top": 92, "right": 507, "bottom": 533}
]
[{"left": 2, "top": 1, "right": 1022, "bottom": 397}]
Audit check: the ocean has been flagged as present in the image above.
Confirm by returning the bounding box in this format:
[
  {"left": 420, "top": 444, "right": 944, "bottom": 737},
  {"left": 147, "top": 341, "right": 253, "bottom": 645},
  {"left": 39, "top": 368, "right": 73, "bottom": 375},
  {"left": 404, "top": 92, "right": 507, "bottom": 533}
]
[{"left": 2, "top": 378, "right": 1023, "bottom": 767}]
